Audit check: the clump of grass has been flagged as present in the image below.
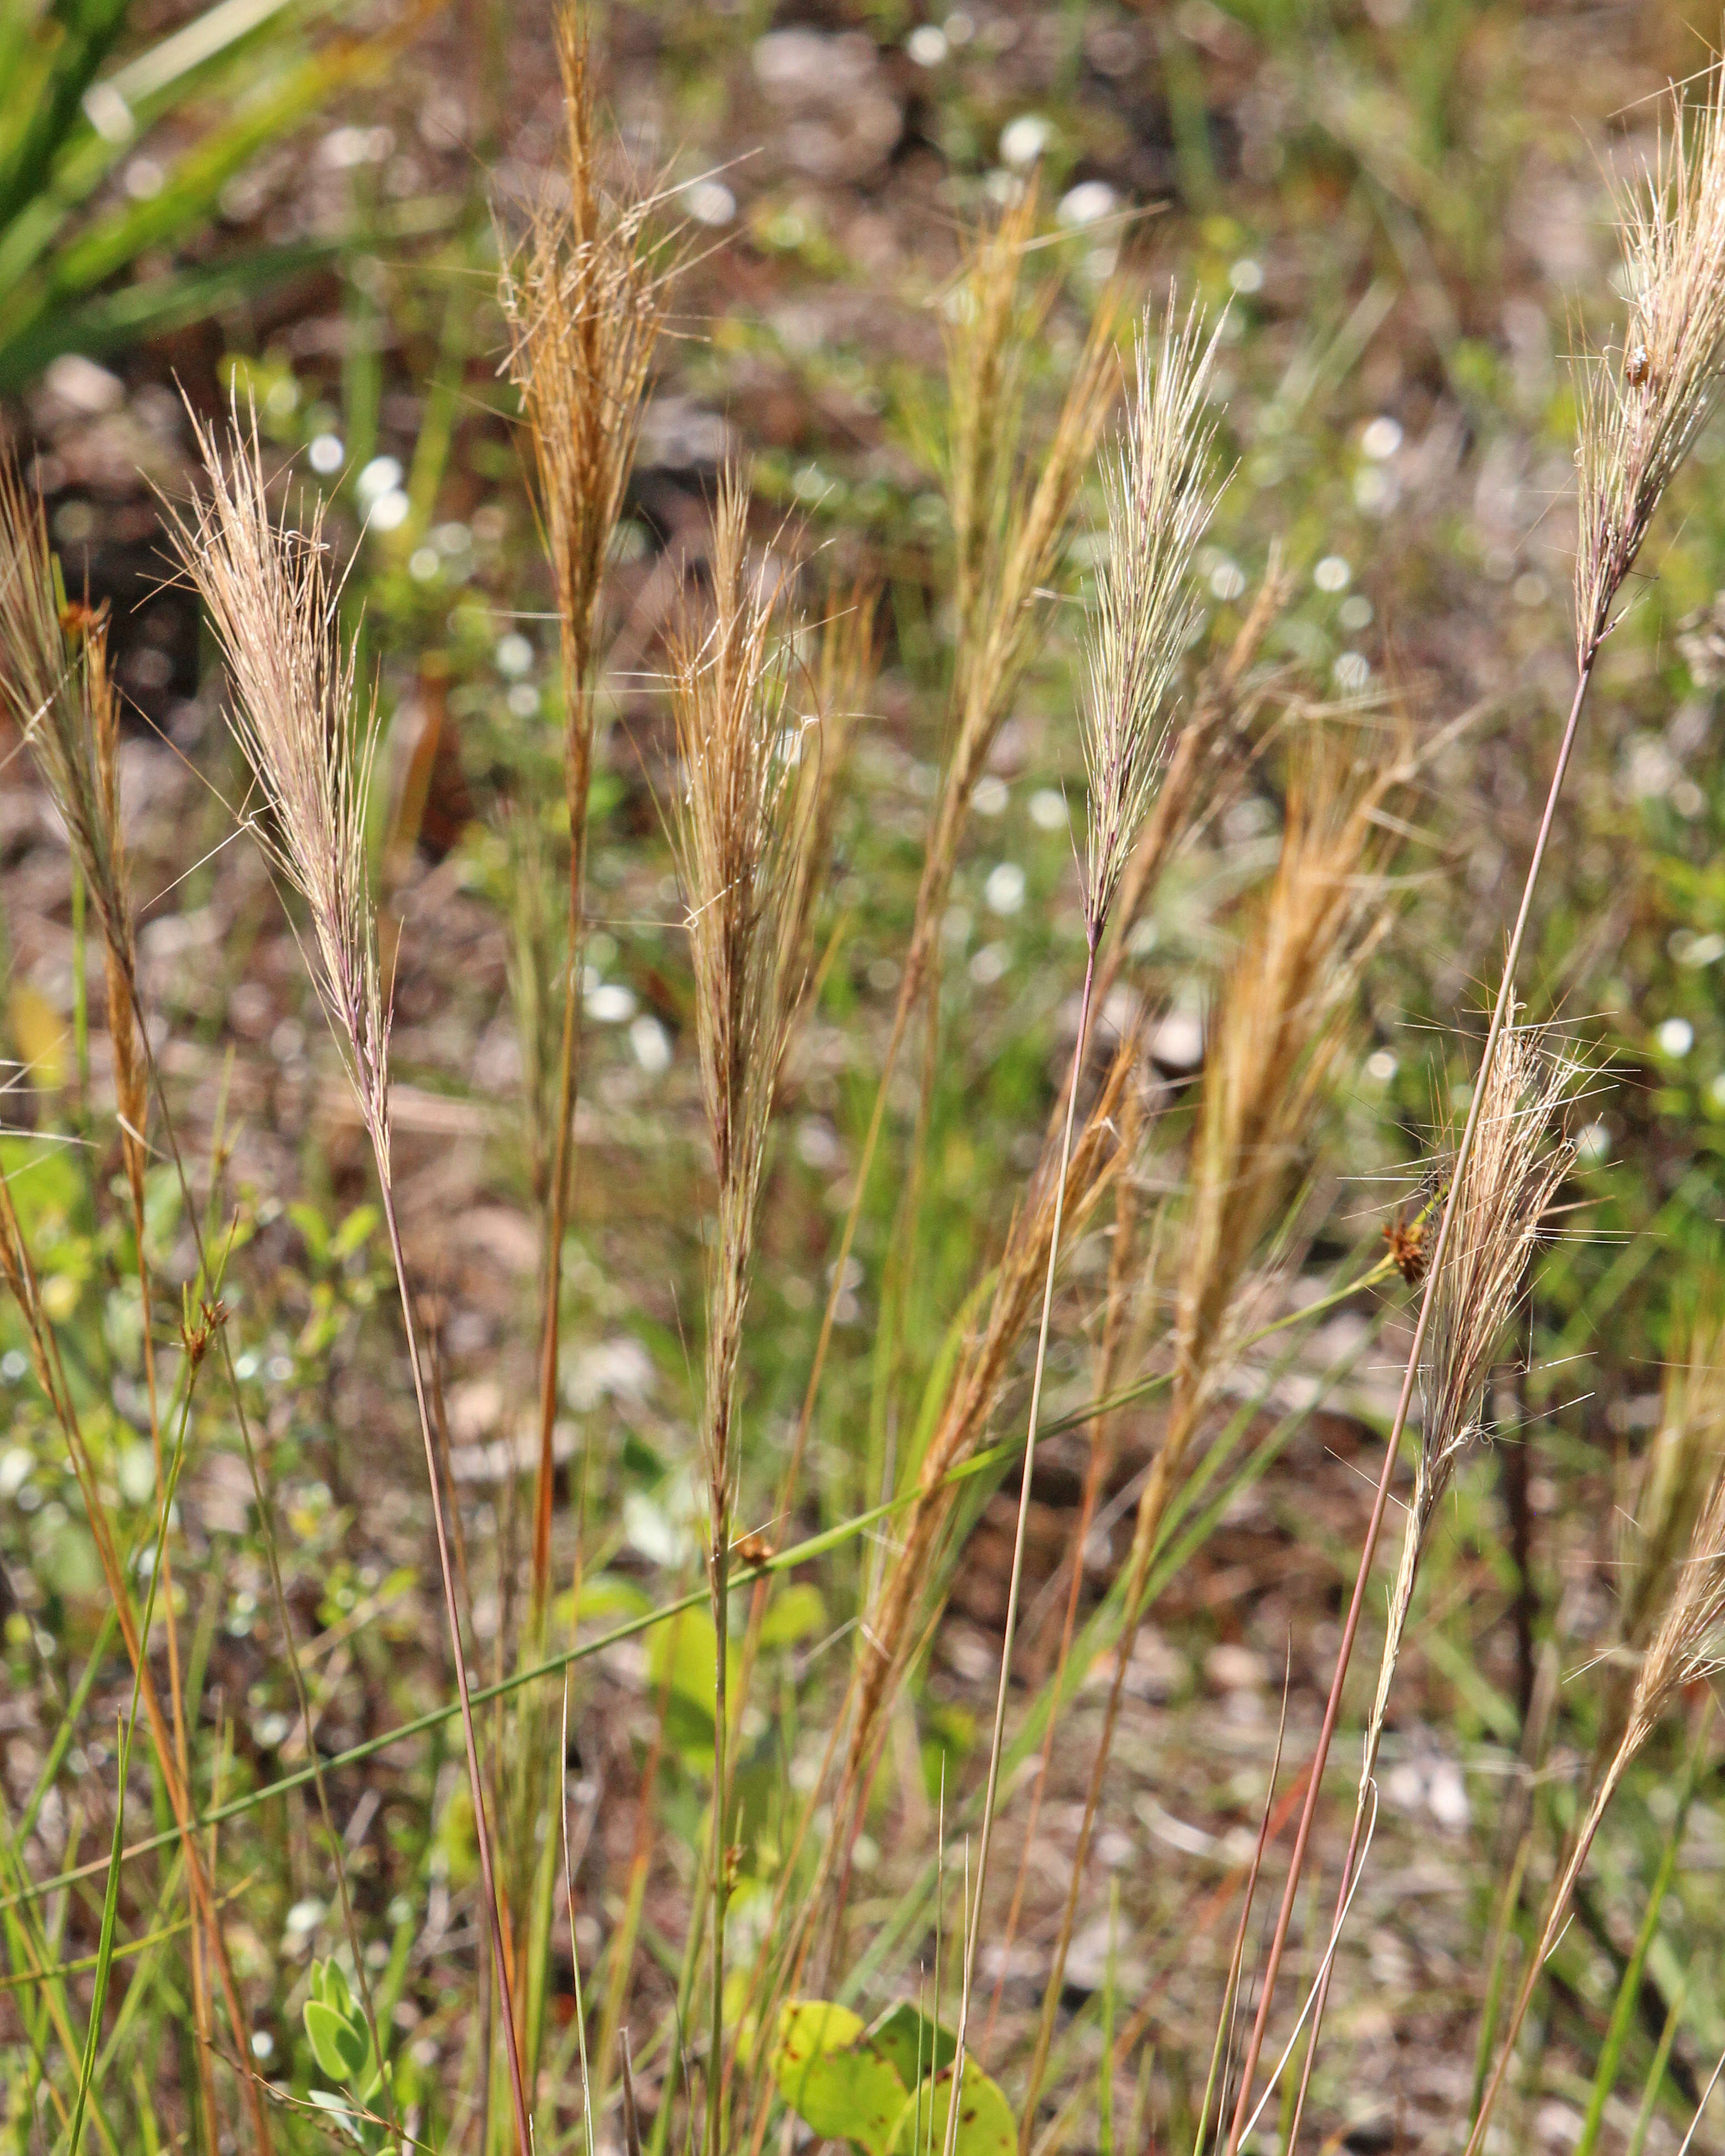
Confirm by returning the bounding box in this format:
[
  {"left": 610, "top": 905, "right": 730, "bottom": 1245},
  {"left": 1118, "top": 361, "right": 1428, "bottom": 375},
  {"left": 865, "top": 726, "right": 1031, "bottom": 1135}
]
[
  {"left": 944, "top": 290, "right": 1226, "bottom": 2129},
  {"left": 1026, "top": 725, "right": 1402, "bottom": 2131},
  {"left": 666, "top": 470, "right": 821, "bottom": 2156},
  {"left": 775, "top": 191, "right": 1125, "bottom": 1551},
  {"left": 167, "top": 410, "right": 533, "bottom": 2156},
  {"left": 1227, "top": 61, "right": 1725, "bottom": 2143},
  {"left": 0, "top": 455, "right": 242, "bottom": 2141}
]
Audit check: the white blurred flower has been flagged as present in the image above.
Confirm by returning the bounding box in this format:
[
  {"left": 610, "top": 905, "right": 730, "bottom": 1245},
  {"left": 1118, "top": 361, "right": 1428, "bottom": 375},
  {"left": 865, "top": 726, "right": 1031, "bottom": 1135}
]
[
  {"left": 1657, "top": 1016, "right": 1694, "bottom": 1056},
  {"left": 984, "top": 861, "right": 1026, "bottom": 915},
  {"left": 1000, "top": 113, "right": 1051, "bottom": 168}
]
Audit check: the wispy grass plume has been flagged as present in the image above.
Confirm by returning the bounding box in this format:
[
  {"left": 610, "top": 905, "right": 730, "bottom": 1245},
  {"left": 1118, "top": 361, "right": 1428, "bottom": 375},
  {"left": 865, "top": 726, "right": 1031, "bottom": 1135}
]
[
  {"left": 1368, "top": 1023, "right": 1577, "bottom": 1783},
  {"left": 1081, "top": 292, "right": 1225, "bottom": 937},
  {"left": 166, "top": 410, "right": 388, "bottom": 1145},
  {"left": 1618, "top": 1307, "right": 1725, "bottom": 1660},
  {"left": 1576, "top": 64, "right": 1725, "bottom": 658}
]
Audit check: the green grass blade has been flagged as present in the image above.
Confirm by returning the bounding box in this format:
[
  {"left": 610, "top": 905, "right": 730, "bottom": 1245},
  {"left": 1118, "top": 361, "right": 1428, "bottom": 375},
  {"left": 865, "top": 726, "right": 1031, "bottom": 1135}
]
[{"left": 63, "top": 1720, "right": 131, "bottom": 2156}]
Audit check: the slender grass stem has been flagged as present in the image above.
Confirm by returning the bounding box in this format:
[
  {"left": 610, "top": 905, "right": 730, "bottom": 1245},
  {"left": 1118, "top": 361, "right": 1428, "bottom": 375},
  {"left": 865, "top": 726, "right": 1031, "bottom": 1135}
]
[
  {"left": 708, "top": 1521, "right": 729, "bottom": 2156},
  {"left": 944, "top": 937, "right": 1097, "bottom": 2152},
  {"left": 530, "top": 777, "right": 589, "bottom": 1638},
  {"left": 1223, "top": 649, "right": 1597, "bottom": 2152},
  {"left": 378, "top": 1181, "right": 534, "bottom": 2156}
]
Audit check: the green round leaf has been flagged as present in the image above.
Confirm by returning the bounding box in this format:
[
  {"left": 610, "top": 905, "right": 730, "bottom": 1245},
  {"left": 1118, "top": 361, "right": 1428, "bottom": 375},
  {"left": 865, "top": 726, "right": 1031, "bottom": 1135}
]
[
  {"left": 891, "top": 2058, "right": 1016, "bottom": 2156},
  {"left": 866, "top": 2000, "right": 956, "bottom": 2091},
  {"left": 304, "top": 1998, "right": 370, "bottom": 2084},
  {"left": 772, "top": 2000, "right": 908, "bottom": 2156}
]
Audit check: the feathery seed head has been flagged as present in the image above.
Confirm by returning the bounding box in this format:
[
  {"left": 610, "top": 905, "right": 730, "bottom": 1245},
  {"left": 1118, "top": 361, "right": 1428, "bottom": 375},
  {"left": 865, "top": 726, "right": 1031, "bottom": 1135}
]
[
  {"left": 936, "top": 194, "right": 1125, "bottom": 824},
  {"left": 1081, "top": 292, "right": 1226, "bottom": 937},
  {"left": 670, "top": 473, "right": 812, "bottom": 1192},
  {"left": 169, "top": 408, "right": 390, "bottom": 1150},
  {"left": 0, "top": 457, "right": 131, "bottom": 957},
  {"left": 500, "top": 7, "right": 670, "bottom": 707},
  {"left": 1576, "top": 64, "right": 1725, "bottom": 657},
  {"left": 1628, "top": 1402, "right": 1725, "bottom": 1748},
  {"left": 1174, "top": 734, "right": 1397, "bottom": 1409},
  {"left": 1358, "top": 1022, "right": 1577, "bottom": 1805},
  {"left": 1416, "top": 1021, "right": 1580, "bottom": 1502},
  {"left": 670, "top": 471, "right": 821, "bottom": 1508}
]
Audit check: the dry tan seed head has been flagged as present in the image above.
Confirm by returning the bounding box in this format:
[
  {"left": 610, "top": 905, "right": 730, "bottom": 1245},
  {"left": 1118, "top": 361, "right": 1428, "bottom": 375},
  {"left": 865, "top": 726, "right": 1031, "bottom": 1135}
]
[
  {"left": 1576, "top": 64, "right": 1725, "bottom": 657},
  {"left": 167, "top": 406, "right": 390, "bottom": 1152},
  {"left": 1080, "top": 291, "right": 1227, "bottom": 939}
]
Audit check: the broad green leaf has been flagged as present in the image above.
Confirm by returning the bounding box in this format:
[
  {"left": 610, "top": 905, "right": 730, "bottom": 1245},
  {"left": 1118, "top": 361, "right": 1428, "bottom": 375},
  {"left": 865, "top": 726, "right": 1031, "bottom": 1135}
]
[
  {"left": 330, "top": 1204, "right": 379, "bottom": 1260},
  {"left": 0, "top": 1135, "right": 82, "bottom": 1236},
  {"left": 759, "top": 1581, "right": 826, "bottom": 1648},
  {"left": 567, "top": 1573, "right": 653, "bottom": 1626},
  {"left": 288, "top": 1202, "right": 330, "bottom": 1265},
  {"left": 771, "top": 2000, "right": 908, "bottom": 2156},
  {"left": 866, "top": 2000, "right": 956, "bottom": 2091},
  {"left": 304, "top": 1997, "right": 368, "bottom": 2083},
  {"left": 319, "top": 1958, "right": 352, "bottom": 2017},
  {"left": 648, "top": 1605, "right": 741, "bottom": 1728},
  {"left": 891, "top": 2059, "right": 1016, "bottom": 2156}
]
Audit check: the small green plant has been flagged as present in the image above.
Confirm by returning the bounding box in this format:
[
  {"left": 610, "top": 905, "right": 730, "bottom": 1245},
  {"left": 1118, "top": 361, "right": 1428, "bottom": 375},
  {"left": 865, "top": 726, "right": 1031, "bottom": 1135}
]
[
  {"left": 769, "top": 2000, "right": 1010, "bottom": 2156},
  {"left": 0, "top": 0, "right": 425, "bottom": 390},
  {"left": 302, "top": 1959, "right": 392, "bottom": 2151}
]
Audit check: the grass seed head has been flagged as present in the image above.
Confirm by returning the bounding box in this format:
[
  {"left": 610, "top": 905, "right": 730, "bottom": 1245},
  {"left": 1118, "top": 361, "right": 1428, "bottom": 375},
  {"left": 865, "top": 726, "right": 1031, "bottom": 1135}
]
[
  {"left": 670, "top": 471, "right": 820, "bottom": 1500},
  {"left": 168, "top": 406, "right": 390, "bottom": 1151},
  {"left": 1360, "top": 1023, "right": 1579, "bottom": 1784},
  {"left": 1081, "top": 292, "right": 1226, "bottom": 939},
  {"left": 1576, "top": 63, "right": 1725, "bottom": 657},
  {"left": 1416, "top": 1021, "right": 1579, "bottom": 1504},
  {"left": 499, "top": 6, "right": 671, "bottom": 707},
  {"left": 0, "top": 457, "right": 132, "bottom": 962},
  {"left": 1174, "top": 732, "right": 1396, "bottom": 1415}
]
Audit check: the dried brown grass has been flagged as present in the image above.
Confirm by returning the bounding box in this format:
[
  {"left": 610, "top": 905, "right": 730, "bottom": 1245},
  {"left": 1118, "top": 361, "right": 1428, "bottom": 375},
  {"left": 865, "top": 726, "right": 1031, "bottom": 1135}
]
[
  {"left": 776, "top": 199, "right": 1126, "bottom": 1571},
  {"left": 1576, "top": 63, "right": 1725, "bottom": 658}
]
